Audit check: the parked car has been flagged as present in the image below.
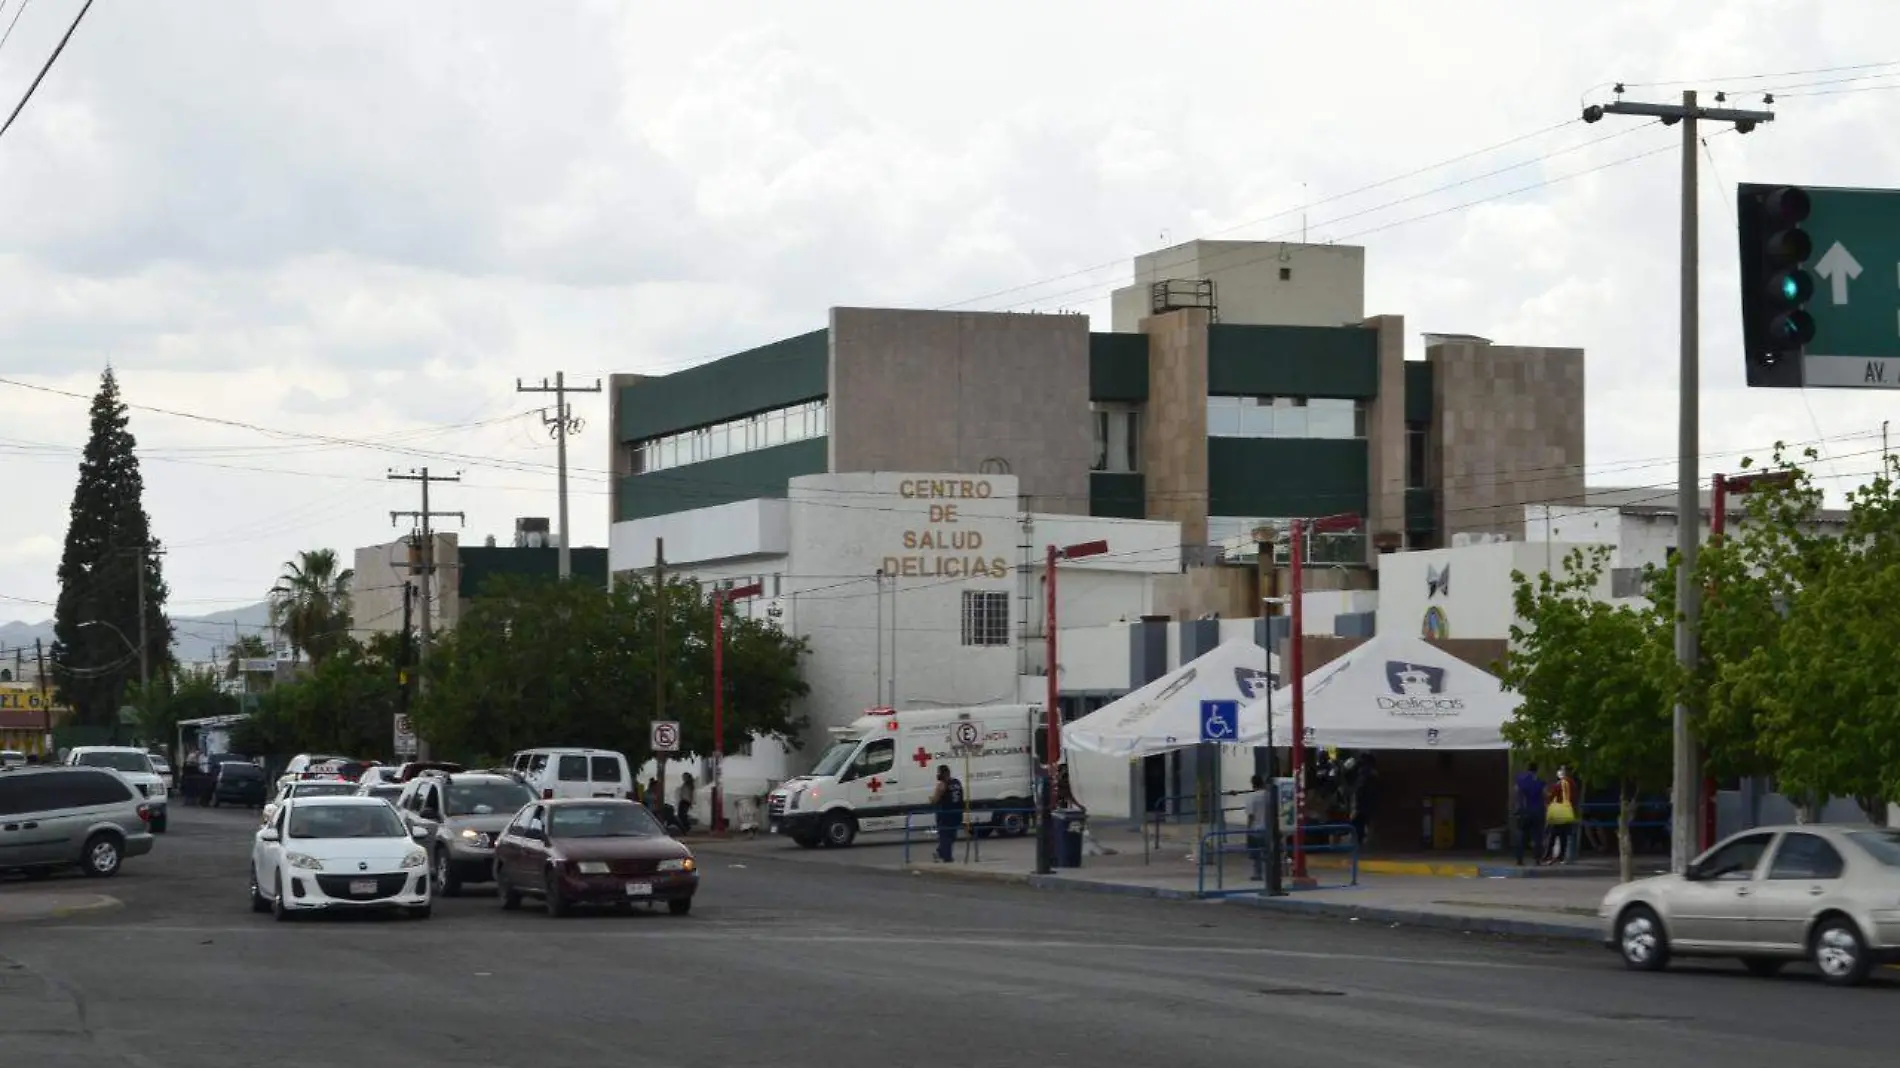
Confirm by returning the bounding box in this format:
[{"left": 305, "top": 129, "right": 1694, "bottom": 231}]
[
  {"left": 209, "top": 760, "right": 269, "bottom": 808},
  {"left": 492, "top": 798, "right": 698, "bottom": 916},
  {"left": 66, "top": 747, "right": 169, "bottom": 833},
  {"left": 0, "top": 765, "right": 157, "bottom": 878},
  {"left": 249, "top": 795, "right": 434, "bottom": 920},
  {"left": 393, "top": 770, "right": 535, "bottom": 896},
  {"left": 1601, "top": 823, "right": 1900, "bottom": 986},
  {"left": 149, "top": 754, "right": 175, "bottom": 796},
  {"left": 0, "top": 750, "right": 26, "bottom": 770},
  {"left": 509, "top": 748, "right": 635, "bottom": 802}
]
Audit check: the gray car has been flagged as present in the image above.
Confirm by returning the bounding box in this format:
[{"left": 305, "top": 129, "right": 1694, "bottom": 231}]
[
  {"left": 1601, "top": 823, "right": 1900, "bottom": 986},
  {"left": 0, "top": 765, "right": 157, "bottom": 878},
  {"left": 394, "top": 770, "right": 535, "bottom": 896}
]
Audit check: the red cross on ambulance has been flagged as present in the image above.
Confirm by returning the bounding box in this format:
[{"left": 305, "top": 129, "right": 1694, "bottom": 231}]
[{"left": 912, "top": 746, "right": 932, "bottom": 768}]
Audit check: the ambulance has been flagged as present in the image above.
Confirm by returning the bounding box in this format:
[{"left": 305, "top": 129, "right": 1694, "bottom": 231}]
[{"left": 767, "top": 705, "right": 1043, "bottom": 848}]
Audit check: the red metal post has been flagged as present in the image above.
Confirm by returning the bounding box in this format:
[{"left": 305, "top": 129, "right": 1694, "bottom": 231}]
[
  {"left": 1044, "top": 543, "right": 1060, "bottom": 784},
  {"left": 1288, "top": 518, "right": 1306, "bottom": 880},
  {"left": 712, "top": 588, "right": 726, "bottom": 833}
]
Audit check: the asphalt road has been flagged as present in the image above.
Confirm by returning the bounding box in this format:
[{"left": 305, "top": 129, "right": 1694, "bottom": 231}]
[{"left": 0, "top": 805, "right": 1890, "bottom": 1067}]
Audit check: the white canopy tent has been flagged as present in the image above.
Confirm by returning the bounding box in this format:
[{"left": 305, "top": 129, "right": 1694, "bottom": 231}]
[
  {"left": 1063, "top": 638, "right": 1279, "bottom": 759},
  {"left": 1246, "top": 632, "right": 1519, "bottom": 750}
]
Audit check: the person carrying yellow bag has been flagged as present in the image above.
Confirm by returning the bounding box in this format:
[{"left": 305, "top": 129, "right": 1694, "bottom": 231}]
[{"left": 1543, "top": 765, "right": 1579, "bottom": 865}]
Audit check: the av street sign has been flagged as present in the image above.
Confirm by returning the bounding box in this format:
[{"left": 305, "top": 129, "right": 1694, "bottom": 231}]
[{"left": 1792, "top": 184, "right": 1900, "bottom": 388}]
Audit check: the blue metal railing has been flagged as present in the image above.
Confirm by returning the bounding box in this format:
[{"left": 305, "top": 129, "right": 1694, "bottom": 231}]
[
  {"left": 1195, "top": 822, "right": 1359, "bottom": 898},
  {"left": 902, "top": 806, "right": 1041, "bottom": 865}
]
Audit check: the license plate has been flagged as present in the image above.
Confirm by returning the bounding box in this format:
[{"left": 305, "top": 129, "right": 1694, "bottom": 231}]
[
  {"left": 625, "top": 882, "right": 652, "bottom": 896},
  {"left": 349, "top": 880, "right": 376, "bottom": 896}
]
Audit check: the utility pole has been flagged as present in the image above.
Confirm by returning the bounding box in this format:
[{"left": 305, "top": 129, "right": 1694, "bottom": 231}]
[
  {"left": 389, "top": 468, "right": 464, "bottom": 763},
  {"left": 397, "top": 580, "right": 415, "bottom": 731},
  {"left": 131, "top": 543, "right": 163, "bottom": 706},
  {"left": 516, "top": 371, "right": 602, "bottom": 580},
  {"left": 1583, "top": 87, "right": 1775, "bottom": 873},
  {"left": 34, "top": 638, "right": 48, "bottom": 751},
  {"left": 653, "top": 538, "right": 666, "bottom": 800}
]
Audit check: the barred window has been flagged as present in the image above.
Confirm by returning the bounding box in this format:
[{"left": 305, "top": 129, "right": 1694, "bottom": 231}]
[{"left": 960, "top": 591, "right": 1010, "bottom": 647}]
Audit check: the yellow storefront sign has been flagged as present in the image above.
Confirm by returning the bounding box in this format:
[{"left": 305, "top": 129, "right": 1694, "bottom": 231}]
[{"left": 0, "top": 690, "right": 57, "bottom": 712}]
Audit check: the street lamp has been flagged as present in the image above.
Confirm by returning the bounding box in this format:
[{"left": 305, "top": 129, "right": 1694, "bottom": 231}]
[
  {"left": 1259, "top": 592, "right": 1288, "bottom": 897},
  {"left": 1700, "top": 470, "right": 1796, "bottom": 849},
  {"left": 1287, "top": 512, "right": 1360, "bottom": 882},
  {"left": 77, "top": 619, "right": 138, "bottom": 657},
  {"left": 1036, "top": 538, "right": 1109, "bottom": 876},
  {"left": 711, "top": 581, "right": 763, "bottom": 834}
]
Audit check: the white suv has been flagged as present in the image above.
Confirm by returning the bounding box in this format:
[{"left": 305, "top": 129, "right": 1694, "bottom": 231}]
[{"left": 66, "top": 747, "right": 169, "bottom": 833}]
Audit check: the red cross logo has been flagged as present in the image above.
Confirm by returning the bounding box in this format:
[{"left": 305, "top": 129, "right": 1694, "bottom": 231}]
[
  {"left": 867, "top": 777, "right": 883, "bottom": 793},
  {"left": 912, "top": 746, "right": 932, "bottom": 769}
]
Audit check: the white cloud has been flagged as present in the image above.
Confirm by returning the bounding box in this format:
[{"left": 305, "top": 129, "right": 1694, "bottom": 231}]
[{"left": 3, "top": 0, "right": 1900, "bottom": 617}]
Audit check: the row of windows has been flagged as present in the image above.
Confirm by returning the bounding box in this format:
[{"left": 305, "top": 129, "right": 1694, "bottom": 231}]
[
  {"left": 1207, "top": 396, "right": 1366, "bottom": 440},
  {"left": 628, "top": 399, "right": 828, "bottom": 474},
  {"left": 1208, "top": 516, "right": 1367, "bottom": 564}
]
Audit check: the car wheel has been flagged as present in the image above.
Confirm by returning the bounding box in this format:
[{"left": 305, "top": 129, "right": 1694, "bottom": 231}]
[
  {"left": 271, "top": 873, "right": 292, "bottom": 922},
  {"left": 434, "top": 847, "right": 462, "bottom": 897},
  {"left": 822, "top": 813, "right": 857, "bottom": 848},
  {"left": 249, "top": 869, "right": 270, "bottom": 913},
  {"left": 80, "top": 834, "right": 122, "bottom": 879},
  {"left": 1811, "top": 917, "right": 1873, "bottom": 986},
  {"left": 544, "top": 871, "right": 568, "bottom": 917},
  {"left": 1741, "top": 957, "right": 1784, "bottom": 978},
  {"left": 1616, "top": 905, "right": 1668, "bottom": 972},
  {"left": 995, "top": 808, "right": 1029, "bottom": 838},
  {"left": 668, "top": 897, "right": 692, "bottom": 916}
]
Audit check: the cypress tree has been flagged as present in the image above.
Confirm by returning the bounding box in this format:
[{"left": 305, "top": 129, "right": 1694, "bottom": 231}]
[{"left": 51, "top": 368, "right": 174, "bottom": 728}]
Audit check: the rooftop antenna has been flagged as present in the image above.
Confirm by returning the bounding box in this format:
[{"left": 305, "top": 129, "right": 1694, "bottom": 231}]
[{"left": 1302, "top": 182, "right": 1309, "bottom": 243}]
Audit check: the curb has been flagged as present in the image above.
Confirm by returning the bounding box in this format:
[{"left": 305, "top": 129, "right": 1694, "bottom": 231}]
[{"left": 0, "top": 893, "right": 122, "bottom": 924}]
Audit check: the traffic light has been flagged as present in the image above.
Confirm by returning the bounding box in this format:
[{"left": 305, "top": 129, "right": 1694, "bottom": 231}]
[{"left": 1737, "top": 183, "right": 1814, "bottom": 388}]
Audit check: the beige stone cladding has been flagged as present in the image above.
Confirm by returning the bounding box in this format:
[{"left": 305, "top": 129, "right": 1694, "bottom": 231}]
[
  {"left": 827, "top": 308, "right": 1093, "bottom": 514},
  {"left": 1136, "top": 308, "right": 1211, "bottom": 547},
  {"left": 1360, "top": 314, "right": 1407, "bottom": 556},
  {"left": 1428, "top": 342, "right": 1585, "bottom": 540}
]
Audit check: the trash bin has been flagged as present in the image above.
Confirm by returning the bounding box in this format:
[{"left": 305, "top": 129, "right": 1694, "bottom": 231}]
[{"left": 1053, "top": 808, "right": 1086, "bottom": 868}]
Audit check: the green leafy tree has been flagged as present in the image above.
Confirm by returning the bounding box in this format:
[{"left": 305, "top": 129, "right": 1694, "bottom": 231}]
[
  {"left": 234, "top": 638, "right": 401, "bottom": 760},
  {"left": 1499, "top": 546, "right": 1673, "bottom": 882},
  {"left": 133, "top": 668, "right": 240, "bottom": 757},
  {"left": 412, "top": 575, "right": 809, "bottom": 769},
  {"left": 268, "top": 549, "right": 354, "bottom": 665},
  {"left": 51, "top": 369, "right": 175, "bottom": 728},
  {"left": 225, "top": 633, "right": 272, "bottom": 679}
]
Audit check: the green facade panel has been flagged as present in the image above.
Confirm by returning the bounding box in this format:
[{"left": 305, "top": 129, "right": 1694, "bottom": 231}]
[
  {"left": 614, "top": 437, "right": 829, "bottom": 523},
  {"left": 1405, "top": 487, "right": 1436, "bottom": 534},
  {"left": 1207, "top": 324, "right": 1379, "bottom": 398},
  {"left": 1403, "top": 360, "right": 1434, "bottom": 424},
  {"left": 1089, "top": 472, "right": 1146, "bottom": 518},
  {"left": 457, "top": 546, "right": 609, "bottom": 599},
  {"left": 1089, "top": 332, "right": 1149, "bottom": 402},
  {"left": 1207, "top": 437, "right": 1368, "bottom": 518},
  {"left": 617, "top": 329, "right": 828, "bottom": 443}
]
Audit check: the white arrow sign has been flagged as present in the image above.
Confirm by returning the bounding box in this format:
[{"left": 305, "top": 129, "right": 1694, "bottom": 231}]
[{"left": 1815, "top": 241, "right": 1863, "bottom": 305}]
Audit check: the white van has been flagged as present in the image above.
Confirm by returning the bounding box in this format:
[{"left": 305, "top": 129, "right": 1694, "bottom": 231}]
[
  {"left": 66, "top": 746, "right": 170, "bottom": 833},
  {"left": 766, "top": 705, "right": 1040, "bottom": 848},
  {"left": 510, "top": 748, "right": 635, "bottom": 801}
]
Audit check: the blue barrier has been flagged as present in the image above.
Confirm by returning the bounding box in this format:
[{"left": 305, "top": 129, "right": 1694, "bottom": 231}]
[{"left": 1194, "top": 822, "right": 1359, "bottom": 898}]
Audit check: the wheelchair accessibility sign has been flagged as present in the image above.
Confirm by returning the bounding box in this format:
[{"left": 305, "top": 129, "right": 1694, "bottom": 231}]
[{"left": 1199, "top": 699, "right": 1239, "bottom": 743}]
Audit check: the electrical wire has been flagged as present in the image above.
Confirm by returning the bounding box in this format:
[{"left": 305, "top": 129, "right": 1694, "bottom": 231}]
[
  {"left": 0, "top": 0, "right": 91, "bottom": 147},
  {"left": 0, "top": 0, "right": 31, "bottom": 63}
]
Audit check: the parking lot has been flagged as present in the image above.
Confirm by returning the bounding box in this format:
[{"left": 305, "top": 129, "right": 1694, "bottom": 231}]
[{"left": 3, "top": 803, "right": 1896, "bottom": 1067}]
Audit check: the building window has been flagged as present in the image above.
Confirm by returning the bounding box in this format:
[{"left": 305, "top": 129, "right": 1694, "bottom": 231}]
[
  {"left": 1091, "top": 406, "right": 1141, "bottom": 473},
  {"left": 960, "top": 591, "right": 1010, "bottom": 647},
  {"left": 1206, "top": 396, "right": 1365, "bottom": 440},
  {"left": 1278, "top": 267, "right": 1292, "bottom": 281},
  {"left": 627, "top": 398, "right": 828, "bottom": 475},
  {"left": 1209, "top": 516, "right": 1366, "bottom": 565},
  {"left": 1406, "top": 422, "right": 1427, "bottom": 489}
]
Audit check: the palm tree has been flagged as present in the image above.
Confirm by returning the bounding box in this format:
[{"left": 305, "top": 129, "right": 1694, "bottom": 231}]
[
  {"left": 225, "top": 633, "right": 272, "bottom": 679},
  {"left": 268, "top": 549, "right": 354, "bottom": 665}
]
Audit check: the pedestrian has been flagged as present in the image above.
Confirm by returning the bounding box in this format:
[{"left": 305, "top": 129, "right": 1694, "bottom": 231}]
[
  {"left": 1544, "top": 764, "right": 1579, "bottom": 865},
  {"left": 1514, "top": 761, "right": 1547, "bottom": 867},
  {"left": 930, "top": 763, "right": 963, "bottom": 863},
  {"left": 1348, "top": 752, "right": 1379, "bottom": 846},
  {"left": 1246, "top": 774, "right": 1269, "bottom": 880},
  {"left": 676, "top": 772, "right": 696, "bottom": 832}
]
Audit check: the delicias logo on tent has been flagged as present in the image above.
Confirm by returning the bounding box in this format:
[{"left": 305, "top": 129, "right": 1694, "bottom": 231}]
[
  {"left": 1379, "top": 661, "right": 1465, "bottom": 717},
  {"left": 1233, "top": 667, "right": 1275, "bottom": 700}
]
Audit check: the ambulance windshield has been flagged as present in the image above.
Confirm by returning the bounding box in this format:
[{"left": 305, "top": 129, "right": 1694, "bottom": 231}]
[{"left": 809, "top": 743, "right": 857, "bottom": 778}]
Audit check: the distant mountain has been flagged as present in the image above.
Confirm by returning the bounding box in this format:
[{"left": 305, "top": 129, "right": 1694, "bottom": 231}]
[{"left": 0, "top": 601, "right": 273, "bottom": 667}]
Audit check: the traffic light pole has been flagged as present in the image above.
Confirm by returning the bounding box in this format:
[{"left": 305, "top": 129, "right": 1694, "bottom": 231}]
[{"left": 1583, "top": 88, "right": 1775, "bottom": 874}]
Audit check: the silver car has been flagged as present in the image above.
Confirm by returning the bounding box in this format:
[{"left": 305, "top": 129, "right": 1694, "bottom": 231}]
[
  {"left": 0, "top": 765, "right": 157, "bottom": 878},
  {"left": 394, "top": 770, "right": 535, "bottom": 896},
  {"left": 1601, "top": 823, "right": 1900, "bottom": 986}
]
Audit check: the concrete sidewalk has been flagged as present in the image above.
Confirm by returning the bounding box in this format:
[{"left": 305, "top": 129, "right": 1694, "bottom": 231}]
[
  {"left": 694, "top": 828, "right": 1614, "bottom": 942},
  {"left": 0, "top": 891, "right": 121, "bottom": 924}
]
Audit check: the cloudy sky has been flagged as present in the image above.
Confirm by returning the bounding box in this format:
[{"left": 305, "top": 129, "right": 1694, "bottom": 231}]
[{"left": 0, "top": 0, "right": 1896, "bottom": 624}]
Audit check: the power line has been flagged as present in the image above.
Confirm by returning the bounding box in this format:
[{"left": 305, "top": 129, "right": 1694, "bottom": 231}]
[
  {"left": 0, "top": 0, "right": 33, "bottom": 63},
  {"left": 0, "top": 0, "right": 92, "bottom": 147}
]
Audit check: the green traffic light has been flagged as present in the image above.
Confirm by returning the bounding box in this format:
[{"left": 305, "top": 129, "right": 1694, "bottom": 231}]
[{"left": 1767, "top": 269, "right": 1813, "bottom": 306}]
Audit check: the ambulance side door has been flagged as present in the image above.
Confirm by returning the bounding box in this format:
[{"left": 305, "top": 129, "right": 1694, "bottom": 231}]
[{"left": 841, "top": 738, "right": 901, "bottom": 832}]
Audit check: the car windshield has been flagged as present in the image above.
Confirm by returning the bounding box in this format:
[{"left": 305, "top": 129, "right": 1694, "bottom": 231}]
[
  {"left": 76, "top": 751, "right": 152, "bottom": 774},
  {"left": 220, "top": 763, "right": 262, "bottom": 779},
  {"left": 287, "top": 803, "right": 407, "bottom": 839},
  {"left": 446, "top": 780, "right": 533, "bottom": 816},
  {"left": 1847, "top": 830, "right": 1900, "bottom": 866},
  {"left": 809, "top": 742, "right": 857, "bottom": 778},
  {"left": 366, "top": 785, "right": 403, "bottom": 801},
  {"left": 548, "top": 804, "right": 663, "bottom": 839},
  {"left": 293, "top": 782, "right": 358, "bottom": 798}
]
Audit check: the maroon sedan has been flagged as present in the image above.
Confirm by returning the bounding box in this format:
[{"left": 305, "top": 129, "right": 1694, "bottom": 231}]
[{"left": 492, "top": 798, "right": 698, "bottom": 916}]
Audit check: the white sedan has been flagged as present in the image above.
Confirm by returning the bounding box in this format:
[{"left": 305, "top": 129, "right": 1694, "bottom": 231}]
[
  {"left": 260, "top": 778, "right": 361, "bottom": 827},
  {"left": 250, "top": 796, "right": 434, "bottom": 921}
]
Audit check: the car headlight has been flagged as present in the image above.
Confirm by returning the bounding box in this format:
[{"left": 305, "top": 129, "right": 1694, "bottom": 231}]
[
  {"left": 658, "top": 857, "right": 696, "bottom": 873},
  {"left": 459, "top": 829, "right": 493, "bottom": 848},
  {"left": 401, "top": 850, "right": 427, "bottom": 869},
  {"left": 576, "top": 861, "right": 610, "bottom": 874},
  {"left": 284, "top": 853, "right": 324, "bottom": 871}
]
